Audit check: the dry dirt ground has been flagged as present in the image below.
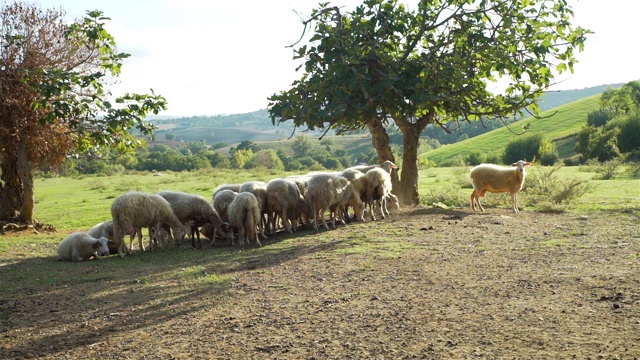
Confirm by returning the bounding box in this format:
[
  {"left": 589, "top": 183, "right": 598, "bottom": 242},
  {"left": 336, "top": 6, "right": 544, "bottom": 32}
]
[{"left": 1, "top": 207, "right": 640, "bottom": 359}]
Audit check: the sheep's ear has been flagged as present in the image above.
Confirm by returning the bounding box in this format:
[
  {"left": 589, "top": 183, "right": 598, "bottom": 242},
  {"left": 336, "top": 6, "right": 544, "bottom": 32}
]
[
  {"left": 511, "top": 162, "right": 518, "bottom": 166},
  {"left": 107, "top": 240, "right": 117, "bottom": 245},
  {"left": 524, "top": 162, "right": 532, "bottom": 166}
]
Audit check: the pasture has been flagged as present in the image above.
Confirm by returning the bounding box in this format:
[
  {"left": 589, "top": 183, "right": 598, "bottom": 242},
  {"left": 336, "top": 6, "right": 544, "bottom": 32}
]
[{"left": 1, "top": 167, "right": 639, "bottom": 359}]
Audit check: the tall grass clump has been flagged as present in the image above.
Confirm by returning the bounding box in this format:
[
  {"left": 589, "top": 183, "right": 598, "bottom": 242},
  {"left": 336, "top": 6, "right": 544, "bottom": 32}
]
[{"left": 524, "top": 166, "right": 593, "bottom": 212}]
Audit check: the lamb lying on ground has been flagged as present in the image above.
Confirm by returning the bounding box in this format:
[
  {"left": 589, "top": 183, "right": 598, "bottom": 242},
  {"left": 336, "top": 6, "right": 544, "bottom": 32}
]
[
  {"left": 470, "top": 160, "right": 532, "bottom": 213},
  {"left": 57, "top": 232, "right": 111, "bottom": 262}
]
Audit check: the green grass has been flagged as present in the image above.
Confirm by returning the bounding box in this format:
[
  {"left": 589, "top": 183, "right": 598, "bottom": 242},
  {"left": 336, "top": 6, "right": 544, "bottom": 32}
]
[{"left": 422, "top": 95, "right": 601, "bottom": 164}]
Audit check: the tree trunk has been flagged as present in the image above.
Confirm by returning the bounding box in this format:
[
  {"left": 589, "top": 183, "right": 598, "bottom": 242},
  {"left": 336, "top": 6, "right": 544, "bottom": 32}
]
[
  {"left": 17, "top": 140, "right": 34, "bottom": 223},
  {"left": 0, "top": 139, "right": 34, "bottom": 223},
  {"left": 366, "top": 117, "right": 401, "bottom": 193},
  {"left": 398, "top": 123, "right": 421, "bottom": 206}
]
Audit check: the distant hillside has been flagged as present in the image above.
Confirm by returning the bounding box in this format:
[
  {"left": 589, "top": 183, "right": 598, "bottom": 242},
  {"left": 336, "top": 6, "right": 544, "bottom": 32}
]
[
  {"left": 421, "top": 94, "right": 602, "bottom": 165},
  {"left": 149, "top": 83, "right": 621, "bottom": 146}
]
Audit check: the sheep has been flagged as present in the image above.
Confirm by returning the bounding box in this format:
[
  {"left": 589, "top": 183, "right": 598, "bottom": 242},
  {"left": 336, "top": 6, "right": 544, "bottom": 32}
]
[
  {"left": 239, "top": 181, "right": 268, "bottom": 239},
  {"left": 111, "top": 191, "right": 187, "bottom": 257},
  {"left": 158, "top": 190, "right": 232, "bottom": 249},
  {"left": 212, "top": 183, "right": 241, "bottom": 199},
  {"left": 306, "top": 173, "right": 365, "bottom": 231},
  {"left": 265, "top": 178, "right": 305, "bottom": 234},
  {"left": 339, "top": 168, "right": 369, "bottom": 221},
  {"left": 57, "top": 232, "right": 111, "bottom": 262},
  {"left": 213, "top": 190, "right": 237, "bottom": 223},
  {"left": 87, "top": 220, "right": 145, "bottom": 253},
  {"left": 227, "top": 191, "right": 262, "bottom": 247},
  {"left": 470, "top": 160, "right": 532, "bottom": 213},
  {"left": 211, "top": 189, "right": 238, "bottom": 241},
  {"left": 365, "top": 167, "right": 394, "bottom": 220},
  {"left": 347, "top": 160, "right": 398, "bottom": 175}
]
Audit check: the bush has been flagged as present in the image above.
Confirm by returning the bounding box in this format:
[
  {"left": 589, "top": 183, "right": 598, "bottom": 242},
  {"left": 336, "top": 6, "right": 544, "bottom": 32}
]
[
  {"left": 524, "top": 166, "right": 593, "bottom": 212},
  {"left": 465, "top": 151, "right": 485, "bottom": 166},
  {"left": 439, "top": 155, "right": 466, "bottom": 167},
  {"left": 503, "top": 133, "right": 557, "bottom": 165},
  {"left": 594, "top": 158, "right": 623, "bottom": 180}
]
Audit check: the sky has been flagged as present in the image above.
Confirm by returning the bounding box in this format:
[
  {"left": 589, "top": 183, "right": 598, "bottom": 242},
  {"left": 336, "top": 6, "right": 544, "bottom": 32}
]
[{"left": 36, "top": 0, "right": 640, "bottom": 117}]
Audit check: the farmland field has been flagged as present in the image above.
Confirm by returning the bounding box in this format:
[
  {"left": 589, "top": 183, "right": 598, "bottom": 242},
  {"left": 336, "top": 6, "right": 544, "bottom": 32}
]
[{"left": 1, "top": 167, "right": 639, "bottom": 359}]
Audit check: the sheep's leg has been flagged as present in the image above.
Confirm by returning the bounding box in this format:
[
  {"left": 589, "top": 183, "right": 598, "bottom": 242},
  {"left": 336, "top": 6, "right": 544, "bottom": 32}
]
[
  {"left": 253, "top": 224, "right": 262, "bottom": 247},
  {"left": 291, "top": 205, "right": 297, "bottom": 232},
  {"left": 512, "top": 193, "right": 519, "bottom": 213},
  {"left": 281, "top": 207, "right": 292, "bottom": 233},
  {"left": 470, "top": 190, "right": 477, "bottom": 211}
]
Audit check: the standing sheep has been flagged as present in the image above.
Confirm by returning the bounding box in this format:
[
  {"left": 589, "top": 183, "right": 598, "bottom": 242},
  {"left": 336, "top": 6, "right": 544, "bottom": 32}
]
[
  {"left": 347, "top": 160, "right": 398, "bottom": 175},
  {"left": 87, "top": 220, "right": 145, "bottom": 253},
  {"left": 365, "top": 167, "right": 394, "bottom": 220},
  {"left": 265, "top": 178, "right": 304, "bottom": 234},
  {"left": 239, "top": 181, "right": 268, "bottom": 239},
  {"left": 212, "top": 189, "right": 238, "bottom": 242},
  {"left": 227, "top": 192, "right": 262, "bottom": 247},
  {"left": 158, "top": 190, "right": 232, "bottom": 249},
  {"left": 57, "top": 232, "right": 111, "bottom": 262},
  {"left": 306, "top": 173, "right": 365, "bottom": 231},
  {"left": 111, "top": 191, "right": 187, "bottom": 257},
  {"left": 470, "top": 160, "right": 532, "bottom": 213}
]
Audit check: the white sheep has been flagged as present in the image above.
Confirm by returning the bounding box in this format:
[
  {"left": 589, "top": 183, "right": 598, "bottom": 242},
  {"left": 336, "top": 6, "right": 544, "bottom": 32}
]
[
  {"left": 158, "top": 190, "right": 232, "bottom": 249},
  {"left": 339, "top": 168, "right": 369, "bottom": 221},
  {"left": 347, "top": 160, "right": 398, "bottom": 175},
  {"left": 227, "top": 191, "right": 262, "bottom": 247},
  {"left": 111, "top": 191, "right": 187, "bottom": 257},
  {"left": 239, "top": 181, "right": 268, "bottom": 239},
  {"left": 470, "top": 160, "right": 532, "bottom": 213},
  {"left": 306, "top": 173, "right": 365, "bottom": 231},
  {"left": 87, "top": 220, "right": 145, "bottom": 253},
  {"left": 265, "top": 178, "right": 305, "bottom": 234},
  {"left": 212, "top": 190, "right": 237, "bottom": 223},
  {"left": 57, "top": 232, "right": 111, "bottom": 262},
  {"left": 364, "top": 167, "right": 394, "bottom": 220}
]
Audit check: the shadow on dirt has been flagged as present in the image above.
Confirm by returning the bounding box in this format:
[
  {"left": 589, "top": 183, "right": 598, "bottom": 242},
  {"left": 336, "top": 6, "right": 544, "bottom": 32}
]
[{"left": 0, "top": 229, "right": 345, "bottom": 358}]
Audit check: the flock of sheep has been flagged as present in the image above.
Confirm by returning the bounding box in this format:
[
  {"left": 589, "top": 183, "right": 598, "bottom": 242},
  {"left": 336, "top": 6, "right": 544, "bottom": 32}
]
[{"left": 57, "top": 159, "right": 532, "bottom": 262}]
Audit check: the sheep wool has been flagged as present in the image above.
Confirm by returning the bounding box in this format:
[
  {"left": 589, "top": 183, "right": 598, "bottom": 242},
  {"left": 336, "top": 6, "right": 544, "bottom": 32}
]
[
  {"left": 307, "top": 173, "right": 364, "bottom": 231},
  {"left": 111, "top": 191, "right": 187, "bottom": 257},
  {"left": 58, "top": 232, "right": 110, "bottom": 262},
  {"left": 159, "top": 190, "right": 232, "bottom": 249},
  {"left": 227, "top": 192, "right": 262, "bottom": 247},
  {"left": 470, "top": 160, "right": 532, "bottom": 213}
]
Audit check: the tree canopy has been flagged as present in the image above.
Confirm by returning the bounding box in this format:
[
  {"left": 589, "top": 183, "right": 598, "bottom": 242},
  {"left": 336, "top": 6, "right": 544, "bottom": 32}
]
[
  {"left": 269, "top": 0, "right": 589, "bottom": 204},
  {"left": 0, "top": 3, "right": 167, "bottom": 223}
]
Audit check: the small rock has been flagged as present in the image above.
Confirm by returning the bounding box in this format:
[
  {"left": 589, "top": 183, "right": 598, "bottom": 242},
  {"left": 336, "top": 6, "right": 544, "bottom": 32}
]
[{"left": 579, "top": 215, "right": 589, "bottom": 220}]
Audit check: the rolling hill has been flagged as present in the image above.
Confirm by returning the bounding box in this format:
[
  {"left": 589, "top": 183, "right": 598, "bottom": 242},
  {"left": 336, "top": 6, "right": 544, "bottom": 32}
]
[{"left": 421, "top": 94, "right": 602, "bottom": 164}]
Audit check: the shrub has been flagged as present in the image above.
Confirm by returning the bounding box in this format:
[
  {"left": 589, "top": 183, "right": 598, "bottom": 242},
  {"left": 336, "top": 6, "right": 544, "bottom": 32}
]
[
  {"left": 439, "top": 155, "right": 466, "bottom": 167},
  {"left": 524, "top": 166, "right": 593, "bottom": 212},
  {"left": 594, "top": 158, "right": 623, "bottom": 180},
  {"left": 465, "top": 151, "right": 485, "bottom": 166}
]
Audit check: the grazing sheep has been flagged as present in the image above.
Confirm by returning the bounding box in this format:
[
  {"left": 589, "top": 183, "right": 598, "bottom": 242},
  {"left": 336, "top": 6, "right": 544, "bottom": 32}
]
[
  {"left": 88, "top": 220, "right": 145, "bottom": 253},
  {"left": 339, "top": 168, "right": 369, "bottom": 221},
  {"left": 211, "top": 189, "right": 238, "bottom": 241},
  {"left": 213, "top": 190, "right": 237, "bottom": 223},
  {"left": 212, "top": 183, "right": 241, "bottom": 199},
  {"left": 470, "top": 160, "right": 532, "bottom": 213},
  {"left": 265, "top": 178, "right": 304, "bottom": 234},
  {"left": 158, "top": 190, "right": 232, "bottom": 249},
  {"left": 306, "top": 173, "right": 365, "bottom": 231},
  {"left": 365, "top": 167, "right": 394, "bottom": 220},
  {"left": 347, "top": 160, "right": 398, "bottom": 175},
  {"left": 227, "top": 192, "right": 262, "bottom": 247},
  {"left": 57, "top": 232, "right": 111, "bottom": 262},
  {"left": 111, "top": 191, "right": 187, "bottom": 257},
  {"left": 239, "top": 181, "right": 268, "bottom": 239}
]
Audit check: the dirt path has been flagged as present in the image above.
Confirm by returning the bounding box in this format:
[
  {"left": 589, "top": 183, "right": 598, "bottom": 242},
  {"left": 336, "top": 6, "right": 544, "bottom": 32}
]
[{"left": 1, "top": 208, "right": 639, "bottom": 359}]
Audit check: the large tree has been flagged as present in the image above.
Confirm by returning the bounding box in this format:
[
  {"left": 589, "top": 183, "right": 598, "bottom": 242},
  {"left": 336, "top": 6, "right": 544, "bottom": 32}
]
[
  {"left": 268, "top": 0, "right": 589, "bottom": 205},
  {"left": 0, "top": 3, "right": 166, "bottom": 223}
]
